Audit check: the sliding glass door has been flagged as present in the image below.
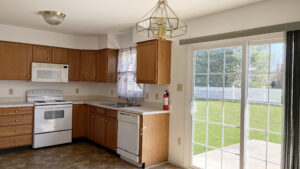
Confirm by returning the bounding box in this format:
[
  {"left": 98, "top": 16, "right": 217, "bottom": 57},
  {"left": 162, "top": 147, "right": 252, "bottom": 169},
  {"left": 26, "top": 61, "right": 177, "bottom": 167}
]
[
  {"left": 246, "top": 42, "right": 284, "bottom": 169},
  {"left": 191, "top": 37, "right": 285, "bottom": 169}
]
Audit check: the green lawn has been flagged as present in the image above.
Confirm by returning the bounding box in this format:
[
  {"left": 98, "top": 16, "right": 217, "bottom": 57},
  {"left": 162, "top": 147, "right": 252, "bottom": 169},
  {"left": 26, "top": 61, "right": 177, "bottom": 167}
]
[{"left": 193, "top": 100, "right": 282, "bottom": 155}]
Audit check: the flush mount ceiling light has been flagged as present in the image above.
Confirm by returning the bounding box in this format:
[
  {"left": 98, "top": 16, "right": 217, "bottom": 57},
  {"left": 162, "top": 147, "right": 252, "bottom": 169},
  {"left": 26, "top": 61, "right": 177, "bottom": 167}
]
[
  {"left": 136, "top": 0, "right": 187, "bottom": 40},
  {"left": 39, "top": 10, "right": 66, "bottom": 26}
]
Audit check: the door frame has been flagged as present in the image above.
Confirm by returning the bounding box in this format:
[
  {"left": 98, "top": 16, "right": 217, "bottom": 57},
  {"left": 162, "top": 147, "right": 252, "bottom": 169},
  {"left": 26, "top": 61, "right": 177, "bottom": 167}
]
[{"left": 184, "top": 32, "right": 285, "bottom": 169}]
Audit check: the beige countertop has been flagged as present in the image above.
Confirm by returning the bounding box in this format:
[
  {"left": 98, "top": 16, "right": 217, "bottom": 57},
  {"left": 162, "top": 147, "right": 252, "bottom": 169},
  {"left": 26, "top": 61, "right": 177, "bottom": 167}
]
[
  {"left": 0, "top": 100, "right": 169, "bottom": 115},
  {"left": 0, "top": 102, "right": 34, "bottom": 108},
  {"left": 73, "top": 100, "right": 170, "bottom": 115}
]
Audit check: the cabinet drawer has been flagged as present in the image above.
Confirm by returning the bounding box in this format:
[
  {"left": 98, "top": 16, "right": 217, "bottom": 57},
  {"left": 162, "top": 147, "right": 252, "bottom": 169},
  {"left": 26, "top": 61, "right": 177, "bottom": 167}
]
[
  {"left": 0, "top": 135, "right": 32, "bottom": 149},
  {"left": 0, "top": 114, "right": 32, "bottom": 126},
  {"left": 95, "top": 107, "right": 105, "bottom": 116},
  {"left": 0, "top": 125, "right": 32, "bottom": 138},
  {"left": 0, "top": 107, "right": 33, "bottom": 116},
  {"left": 106, "top": 109, "right": 117, "bottom": 119}
]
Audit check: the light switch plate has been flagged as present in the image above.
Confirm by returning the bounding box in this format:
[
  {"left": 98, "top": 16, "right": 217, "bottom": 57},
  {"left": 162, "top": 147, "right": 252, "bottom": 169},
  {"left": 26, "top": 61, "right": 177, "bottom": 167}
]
[
  {"left": 177, "top": 83, "right": 183, "bottom": 92},
  {"left": 177, "top": 137, "right": 182, "bottom": 145},
  {"left": 9, "top": 89, "right": 13, "bottom": 95},
  {"left": 146, "top": 93, "right": 149, "bottom": 99},
  {"left": 75, "top": 88, "right": 79, "bottom": 94},
  {"left": 155, "top": 93, "right": 159, "bottom": 100}
]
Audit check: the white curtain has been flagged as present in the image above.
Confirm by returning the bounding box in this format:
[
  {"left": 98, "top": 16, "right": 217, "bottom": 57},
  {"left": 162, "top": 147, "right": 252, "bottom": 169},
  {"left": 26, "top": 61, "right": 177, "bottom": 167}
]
[{"left": 117, "top": 48, "right": 144, "bottom": 98}]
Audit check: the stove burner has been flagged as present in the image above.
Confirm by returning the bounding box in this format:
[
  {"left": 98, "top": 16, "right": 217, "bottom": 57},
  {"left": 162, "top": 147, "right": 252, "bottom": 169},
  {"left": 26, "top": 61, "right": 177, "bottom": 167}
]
[{"left": 55, "top": 100, "right": 65, "bottom": 102}]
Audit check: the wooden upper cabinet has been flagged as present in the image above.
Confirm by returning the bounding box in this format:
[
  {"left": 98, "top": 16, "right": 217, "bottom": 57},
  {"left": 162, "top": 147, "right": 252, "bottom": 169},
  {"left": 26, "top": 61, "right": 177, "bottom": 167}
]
[
  {"left": 33, "top": 45, "right": 51, "bottom": 63},
  {"left": 33, "top": 45, "right": 68, "bottom": 64},
  {"left": 68, "top": 49, "right": 81, "bottom": 81},
  {"left": 51, "top": 47, "right": 68, "bottom": 64},
  {"left": 80, "top": 50, "right": 96, "bottom": 81},
  {"left": 96, "top": 49, "right": 118, "bottom": 83},
  {"left": 137, "top": 39, "right": 171, "bottom": 84},
  {"left": 0, "top": 41, "right": 32, "bottom": 80}
]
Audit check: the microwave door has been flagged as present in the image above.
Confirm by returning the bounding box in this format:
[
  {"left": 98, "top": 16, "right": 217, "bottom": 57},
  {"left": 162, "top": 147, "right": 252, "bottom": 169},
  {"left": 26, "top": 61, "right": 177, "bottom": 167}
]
[{"left": 32, "top": 67, "right": 62, "bottom": 82}]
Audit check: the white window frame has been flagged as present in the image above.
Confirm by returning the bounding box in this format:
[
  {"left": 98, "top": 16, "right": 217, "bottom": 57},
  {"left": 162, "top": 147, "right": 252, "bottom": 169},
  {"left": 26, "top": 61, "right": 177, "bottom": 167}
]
[{"left": 184, "top": 32, "right": 286, "bottom": 169}]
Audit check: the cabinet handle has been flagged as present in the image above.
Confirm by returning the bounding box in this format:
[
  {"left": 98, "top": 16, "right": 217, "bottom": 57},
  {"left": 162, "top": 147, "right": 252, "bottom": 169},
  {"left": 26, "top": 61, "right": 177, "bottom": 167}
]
[
  {"left": 15, "top": 110, "right": 18, "bottom": 113},
  {"left": 15, "top": 119, "right": 19, "bottom": 122},
  {"left": 14, "top": 130, "right": 17, "bottom": 133}
]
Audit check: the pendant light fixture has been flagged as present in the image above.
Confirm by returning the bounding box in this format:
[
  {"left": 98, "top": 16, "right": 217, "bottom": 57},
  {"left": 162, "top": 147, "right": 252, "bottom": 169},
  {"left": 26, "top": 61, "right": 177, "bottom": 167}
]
[
  {"left": 39, "top": 11, "right": 66, "bottom": 26},
  {"left": 136, "top": 0, "right": 187, "bottom": 40}
]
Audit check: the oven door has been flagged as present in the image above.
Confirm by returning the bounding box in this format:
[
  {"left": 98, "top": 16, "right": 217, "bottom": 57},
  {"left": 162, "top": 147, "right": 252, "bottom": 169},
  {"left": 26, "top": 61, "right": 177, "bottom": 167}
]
[{"left": 34, "top": 104, "right": 72, "bottom": 134}]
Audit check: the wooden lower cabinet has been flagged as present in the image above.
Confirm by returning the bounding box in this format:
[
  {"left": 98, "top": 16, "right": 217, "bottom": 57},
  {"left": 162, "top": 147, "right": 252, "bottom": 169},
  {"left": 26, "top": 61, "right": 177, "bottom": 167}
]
[
  {"left": 72, "top": 104, "right": 88, "bottom": 139},
  {"left": 72, "top": 104, "right": 170, "bottom": 167},
  {"left": 105, "top": 116, "right": 118, "bottom": 151},
  {"left": 74, "top": 105, "right": 118, "bottom": 151},
  {"left": 88, "top": 110, "right": 96, "bottom": 142},
  {"left": 95, "top": 112, "right": 106, "bottom": 146},
  {"left": 0, "top": 107, "right": 33, "bottom": 149},
  {"left": 140, "top": 113, "right": 170, "bottom": 167},
  {"left": 0, "top": 135, "right": 32, "bottom": 149}
]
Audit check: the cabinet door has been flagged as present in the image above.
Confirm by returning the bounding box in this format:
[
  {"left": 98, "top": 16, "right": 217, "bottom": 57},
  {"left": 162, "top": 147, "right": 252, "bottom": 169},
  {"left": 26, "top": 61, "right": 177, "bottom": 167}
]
[
  {"left": 107, "top": 49, "right": 118, "bottom": 83},
  {"left": 95, "top": 113, "right": 106, "bottom": 146},
  {"left": 96, "top": 50, "right": 108, "bottom": 82},
  {"left": 140, "top": 114, "right": 170, "bottom": 167},
  {"left": 88, "top": 111, "right": 96, "bottom": 142},
  {"left": 137, "top": 41, "right": 158, "bottom": 83},
  {"left": 80, "top": 50, "right": 96, "bottom": 81},
  {"left": 33, "top": 45, "right": 51, "bottom": 63},
  {"left": 105, "top": 116, "right": 118, "bottom": 151},
  {"left": 68, "top": 49, "right": 81, "bottom": 81},
  {"left": 72, "top": 104, "right": 87, "bottom": 139},
  {"left": 51, "top": 47, "right": 68, "bottom": 64},
  {"left": 0, "top": 42, "right": 32, "bottom": 80}
]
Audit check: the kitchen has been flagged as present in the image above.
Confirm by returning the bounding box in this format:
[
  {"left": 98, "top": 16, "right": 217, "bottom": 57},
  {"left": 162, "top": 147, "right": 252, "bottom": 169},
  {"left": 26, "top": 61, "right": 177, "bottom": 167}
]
[{"left": 0, "top": 1, "right": 300, "bottom": 169}]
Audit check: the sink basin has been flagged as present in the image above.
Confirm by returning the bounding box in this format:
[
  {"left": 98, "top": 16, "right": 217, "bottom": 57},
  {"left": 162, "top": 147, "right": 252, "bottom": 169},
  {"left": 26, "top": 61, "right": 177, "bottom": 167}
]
[{"left": 99, "top": 102, "right": 141, "bottom": 108}]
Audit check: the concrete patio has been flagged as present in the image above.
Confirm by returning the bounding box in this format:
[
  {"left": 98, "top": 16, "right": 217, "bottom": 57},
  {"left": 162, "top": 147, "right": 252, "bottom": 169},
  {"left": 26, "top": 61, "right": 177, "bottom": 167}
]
[{"left": 193, "top": 140, "right": 281, "bottom": 169}]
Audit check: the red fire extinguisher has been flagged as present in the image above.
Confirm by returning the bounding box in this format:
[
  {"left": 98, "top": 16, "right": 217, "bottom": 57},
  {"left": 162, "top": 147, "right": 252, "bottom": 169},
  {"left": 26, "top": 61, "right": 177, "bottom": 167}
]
[{"left": 163, "top": 90, "right": 169, "bottom": 110}]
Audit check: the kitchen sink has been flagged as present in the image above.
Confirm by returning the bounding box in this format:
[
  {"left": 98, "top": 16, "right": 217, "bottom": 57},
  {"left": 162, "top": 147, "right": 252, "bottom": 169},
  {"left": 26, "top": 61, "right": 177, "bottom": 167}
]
[{"left": 99, "top": 102, "right": 141, "bottom": 108}]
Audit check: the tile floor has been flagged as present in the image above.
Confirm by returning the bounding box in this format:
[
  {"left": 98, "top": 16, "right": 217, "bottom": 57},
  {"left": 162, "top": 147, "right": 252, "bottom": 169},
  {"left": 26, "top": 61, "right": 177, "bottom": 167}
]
[{"left": 0, "top": 142, "right": 182, "bottom": 169}]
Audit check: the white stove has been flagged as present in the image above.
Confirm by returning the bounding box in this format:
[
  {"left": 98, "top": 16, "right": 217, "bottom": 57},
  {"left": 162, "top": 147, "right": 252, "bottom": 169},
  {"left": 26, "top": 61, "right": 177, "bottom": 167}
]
[{"left": 27, "top": 89, "right": 73, "bottom": 149}]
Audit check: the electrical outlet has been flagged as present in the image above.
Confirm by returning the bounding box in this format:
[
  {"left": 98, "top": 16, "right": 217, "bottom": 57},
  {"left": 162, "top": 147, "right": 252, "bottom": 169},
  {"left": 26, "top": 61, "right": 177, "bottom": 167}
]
[
  {"left": 75, "top": 88, "right": 79, "bottom": 94},
  {"left": 111, "top": 90, "right": 114, "bottom": 96},
  {"left": 9, "top": 89, "right": 13, "bottom": 95},
  {"left": 155, "top": 93, "right": 159, "bottom": 100},
  {"left": 177, "top": 83, "right": 183, "bottom": 92},
  {"left": 177, "top": 137, "right": 182, "bottom": 145},
  {"left": 146, "top": 93, "right": 149, "bottom": 99},
  {"left": 8, "top": 88, "right": 13, "bottom": 95}
]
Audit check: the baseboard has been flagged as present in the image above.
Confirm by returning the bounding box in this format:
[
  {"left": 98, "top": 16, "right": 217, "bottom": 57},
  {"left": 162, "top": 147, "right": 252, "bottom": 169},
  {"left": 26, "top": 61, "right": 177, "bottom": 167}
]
[{"left": 168, "top": 157, "right": 186, "bottom": 168}]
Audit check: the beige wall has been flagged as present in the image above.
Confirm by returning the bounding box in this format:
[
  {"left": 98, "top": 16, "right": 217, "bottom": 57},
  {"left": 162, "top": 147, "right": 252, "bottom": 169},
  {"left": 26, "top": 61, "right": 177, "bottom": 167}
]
[{"left": 139, "top": 0, "right": 300, "bottom": 168}]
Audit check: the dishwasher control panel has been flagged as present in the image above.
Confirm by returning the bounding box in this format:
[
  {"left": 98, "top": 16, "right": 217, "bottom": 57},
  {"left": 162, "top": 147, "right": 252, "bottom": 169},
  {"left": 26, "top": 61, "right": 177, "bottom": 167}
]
[{"left": 118, "top": 111, "right": 140, "bottom": 125}]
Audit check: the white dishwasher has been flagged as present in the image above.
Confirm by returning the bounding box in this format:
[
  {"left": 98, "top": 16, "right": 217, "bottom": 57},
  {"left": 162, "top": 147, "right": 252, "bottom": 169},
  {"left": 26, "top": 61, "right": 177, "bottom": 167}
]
[{"left": 117, "top": 111, "right": 142, "bottom": 167}]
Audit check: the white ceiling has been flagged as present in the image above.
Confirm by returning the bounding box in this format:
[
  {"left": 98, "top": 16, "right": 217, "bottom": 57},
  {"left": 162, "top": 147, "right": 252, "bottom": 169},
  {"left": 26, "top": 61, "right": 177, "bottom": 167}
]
[{"left": 0, "top": 0, "right": 263, "bottom": 35}]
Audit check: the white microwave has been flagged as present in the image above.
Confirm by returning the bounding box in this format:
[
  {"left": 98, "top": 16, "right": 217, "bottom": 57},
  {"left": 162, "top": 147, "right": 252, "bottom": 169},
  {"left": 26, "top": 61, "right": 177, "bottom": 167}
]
[{"left": 31, "top": 62, "right": 68, "bottom": 82}]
